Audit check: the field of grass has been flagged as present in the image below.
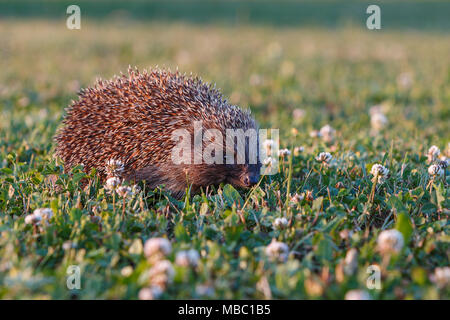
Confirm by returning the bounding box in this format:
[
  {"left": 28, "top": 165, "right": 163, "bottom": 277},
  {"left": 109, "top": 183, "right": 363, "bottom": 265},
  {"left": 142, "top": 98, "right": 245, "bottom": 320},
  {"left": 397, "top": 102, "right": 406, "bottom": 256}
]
[{"left": 0, "top": 1, "right": 449, "bottom": 300}]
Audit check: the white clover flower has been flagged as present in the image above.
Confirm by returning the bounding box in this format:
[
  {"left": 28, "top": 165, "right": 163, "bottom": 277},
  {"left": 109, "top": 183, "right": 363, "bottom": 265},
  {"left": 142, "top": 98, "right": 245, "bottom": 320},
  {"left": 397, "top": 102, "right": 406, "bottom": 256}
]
[
  {"left": 428, "top": 164, "right": 444, "bottom": 178},
  {"left": 427, "top": 145, "right": 440, "bottom": 163},
  {"left": 369, "top": 104, "right": 383, "bottom": 116},
  {"left": 265, "top": 239, "right": 289, "bottom": 262},
  {"left": 319, "top": 124, "right": 336, "bottom": 143},
  {"left": 293, "top": 146, "right": 304, "bottom": 156},
  {"left": 104, "top": 176, "right": 121, "bottom": 190},
  {"left": 263, "top": 139, "right": 274, "bottom": 148},
  {"left": 377, "top": 229, "right": 404, "bottom": 255},
  {"left": 309, "top": 130, "right": 320, "bottom": 138},
  {"left": 430, "top": 267, "right": 450, "bottom": 289},
  {"left": 175, "top": 249, "right": 200, "bottom": 268},
  {"left": 24, "top": 214, "right": 41, "bottom": 225},
  {"left": 25, "top": 208, "right": 54, "bottom": 225},
  {"left": 273, "top": 217, "right": 289, "bottom": 230},
  {"left": 343, "top": 248, "right": 358, "bottom": 276},
  {"left": 138, "top": 285, "right": 163, "bottom": 300},
  {"left": 148, "top": 260, "right": 175, "bottom": 288},
  {"left": 149, "top": 260, "right": 175, "bottom": 279},
  {"left": 278, "top": 148, "right": 291, "bottom": 157},
  {"left": 106, "top": 159, "right": 124, "bottom": 169},
  {"left": 316, "top": 152, "right": 332, "bottom": 164},
  {"left": 290, "top": 192, "right": 305, "bottom": 205},
  {"left": 33, "top": 208, "right": 53, "bottom": 220},
  {"left": 370, "top": 163, "right": 389, "bottom": 176},
  {"left": 292, "top": 108, "right": 306, "bottom": 120},
  {"left": 345, "top": 290, "right": 371, "bottom": 300},
  {"left": 105, "top": 159, "right": 125, "bottom": 177},
  {"left": 370, "top": 164, "right": 389, "bottom": 183},
  {"left": 263, "top": 157, "right": 275, "bottom": 167},
  {"left": 262, "top": 139, "right": 274, "bottom": 151},
  {"left": 116, "top": 185, "right": 134, "bottom": 198},
  {"left": 144, "top": 237, "right": 172, "bottom": 260},
  {"left": 121, "top": 266, "right": 133, "bottom": 277},
  {"left": 370, "top": 112, "right": 388, "bottom": 131},
  {"left": 62, "top": 241, "right": 75, "bottom": 250}
]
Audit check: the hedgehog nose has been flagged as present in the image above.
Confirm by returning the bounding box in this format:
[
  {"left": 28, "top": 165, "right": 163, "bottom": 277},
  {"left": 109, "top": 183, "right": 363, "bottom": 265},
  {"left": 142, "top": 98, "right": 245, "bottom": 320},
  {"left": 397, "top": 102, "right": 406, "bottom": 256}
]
[
  {"left": 250, "top": 175, "right": 259, "bottom": 185},
  {"left": 243, "top": 174, "right": 259, "bottom": 187}
]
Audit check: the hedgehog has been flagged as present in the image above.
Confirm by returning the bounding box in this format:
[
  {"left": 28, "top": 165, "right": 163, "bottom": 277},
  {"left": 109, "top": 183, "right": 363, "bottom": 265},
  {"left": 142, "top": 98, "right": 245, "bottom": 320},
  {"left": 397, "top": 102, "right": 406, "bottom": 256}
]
[{"left": 54, "top": 67, "right": 261, "bottom": 197}]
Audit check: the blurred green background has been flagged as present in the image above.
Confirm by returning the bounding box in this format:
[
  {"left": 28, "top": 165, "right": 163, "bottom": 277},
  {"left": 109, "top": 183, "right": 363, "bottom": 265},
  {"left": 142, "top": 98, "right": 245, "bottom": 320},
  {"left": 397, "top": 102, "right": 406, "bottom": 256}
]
[{"left": 1, "top": 0, "right": 450, "bottom": 31}]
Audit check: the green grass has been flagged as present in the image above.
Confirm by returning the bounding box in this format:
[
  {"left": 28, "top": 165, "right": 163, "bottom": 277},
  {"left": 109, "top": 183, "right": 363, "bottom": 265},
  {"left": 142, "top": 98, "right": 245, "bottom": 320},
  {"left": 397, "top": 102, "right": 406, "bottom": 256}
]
[{"left": 0, "top": 17, "right": 449, "bottom": 299}]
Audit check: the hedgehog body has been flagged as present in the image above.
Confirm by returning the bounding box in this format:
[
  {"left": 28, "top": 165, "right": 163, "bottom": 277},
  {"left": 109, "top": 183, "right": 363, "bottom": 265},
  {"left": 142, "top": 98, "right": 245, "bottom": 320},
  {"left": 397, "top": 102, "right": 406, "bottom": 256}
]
[{"left": 55, "top": 68, "right": 260, "bottom": 197}]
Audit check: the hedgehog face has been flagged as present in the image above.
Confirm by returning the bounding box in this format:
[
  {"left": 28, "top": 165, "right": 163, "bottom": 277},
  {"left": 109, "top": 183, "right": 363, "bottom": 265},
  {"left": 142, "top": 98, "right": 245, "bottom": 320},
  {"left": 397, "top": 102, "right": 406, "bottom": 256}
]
[
  {"left": 219, "top": 133, "right": 261, "bottom": 189},
  {"left": 225, "top": 163, "right": 261, "bottom": 189},
  {"left": 171, "top": 163, "right": 259, "bottom": 194}
]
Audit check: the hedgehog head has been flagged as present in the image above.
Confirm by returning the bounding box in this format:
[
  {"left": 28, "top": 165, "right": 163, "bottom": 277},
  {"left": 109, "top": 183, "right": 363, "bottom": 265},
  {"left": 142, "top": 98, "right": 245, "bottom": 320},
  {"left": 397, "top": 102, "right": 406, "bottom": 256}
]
[
  {"left": 225, "top": 163, "right": 261, "bottom": 188},
  {"left": 222, "top": 133, "right": 261, "bottom": 188},
  {"left": 163, "top": 121, "right": 262, "bottom": 195}
]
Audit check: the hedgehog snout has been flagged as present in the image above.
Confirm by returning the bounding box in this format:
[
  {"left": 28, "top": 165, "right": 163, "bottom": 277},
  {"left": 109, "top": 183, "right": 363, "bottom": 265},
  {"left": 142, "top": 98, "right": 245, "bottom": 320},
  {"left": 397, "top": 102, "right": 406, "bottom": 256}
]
[
  {"left": 242, "top": 173, "right": 259, "bottom": 187},
  {"left": 240, "top": 166, "right": 260, "bottom": 188}
]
